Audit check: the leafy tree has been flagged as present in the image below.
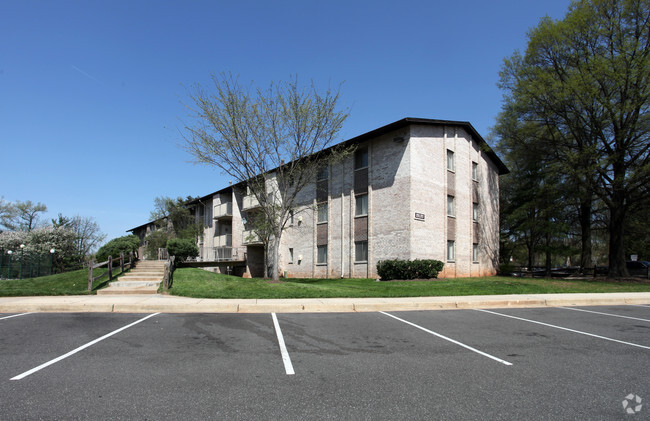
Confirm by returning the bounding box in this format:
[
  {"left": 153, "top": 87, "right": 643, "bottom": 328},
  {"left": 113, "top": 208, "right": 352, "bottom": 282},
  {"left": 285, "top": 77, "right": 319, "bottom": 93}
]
[
  {"left": 96, "top": 235, "right": 140, "bottom": 263},
  {"left": 150, "top": 196, "right": 203, "bottom": 240},
  {"left": 166, "top": 238, "right": 199, "bottom": 262},
  {"left": 144, "top": 230, "right": 170, "bottom": 260},
  {"left": 183, "top": 73, "right": 350, "bottom": 280},
  {"left": 0, "top": 197, "right": 14, "bottom": 232},
  {"left": 498, "top": 0, "right": 650, "bottom": 277},
  {"left": 0, "top": 200, "right": 47, "bottom": 232}
]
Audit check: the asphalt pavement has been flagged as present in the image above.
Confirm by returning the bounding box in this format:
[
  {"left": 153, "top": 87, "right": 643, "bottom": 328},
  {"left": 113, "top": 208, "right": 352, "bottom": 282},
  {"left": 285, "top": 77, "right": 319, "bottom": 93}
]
[
  {"left": 0, "top": 306, "right": 648, "bottom": 419},
  {"left": 0, "top": 291, "right": 648, "bottom": 313}
]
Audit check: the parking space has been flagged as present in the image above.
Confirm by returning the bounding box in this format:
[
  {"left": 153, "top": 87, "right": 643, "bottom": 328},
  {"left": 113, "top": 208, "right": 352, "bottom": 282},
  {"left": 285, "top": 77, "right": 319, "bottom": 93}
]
[{"left": 0, "top": 306, "right": 648, "bottom": 419}]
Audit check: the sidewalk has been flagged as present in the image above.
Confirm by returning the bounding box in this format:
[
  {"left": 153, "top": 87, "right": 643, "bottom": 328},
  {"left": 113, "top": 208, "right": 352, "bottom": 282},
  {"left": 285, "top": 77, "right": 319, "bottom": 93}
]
[{"left": 0, "top": 292, "right": 649, "bottom": 313}]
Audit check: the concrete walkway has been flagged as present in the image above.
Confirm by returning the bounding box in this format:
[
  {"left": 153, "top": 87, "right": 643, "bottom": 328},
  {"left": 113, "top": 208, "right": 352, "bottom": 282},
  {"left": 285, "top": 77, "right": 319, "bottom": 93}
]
[{"left": 0, "top": 292, "right": 649, "bottom": 313}]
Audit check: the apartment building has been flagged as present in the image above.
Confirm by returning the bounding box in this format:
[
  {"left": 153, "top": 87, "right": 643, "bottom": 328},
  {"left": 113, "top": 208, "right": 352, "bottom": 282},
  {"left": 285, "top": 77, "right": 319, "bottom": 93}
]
[{"left": 129, "top": 118, "right": 508, "bottom": 279}]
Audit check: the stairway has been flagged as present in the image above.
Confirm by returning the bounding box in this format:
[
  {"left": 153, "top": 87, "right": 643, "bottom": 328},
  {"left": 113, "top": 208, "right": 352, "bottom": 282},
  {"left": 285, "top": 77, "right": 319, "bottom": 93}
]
[{"left": 97, "top": 260, "right": 166, "bottom": 295}]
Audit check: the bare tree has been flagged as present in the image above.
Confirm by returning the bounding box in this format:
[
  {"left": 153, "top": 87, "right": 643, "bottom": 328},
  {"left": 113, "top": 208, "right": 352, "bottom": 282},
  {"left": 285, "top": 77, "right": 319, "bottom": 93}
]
[
  {"left": 183, "top": 73, "right": 350, "bottom": 280},
  {"left": 70, "top": 215, "right": 106, "bottom": 258}
]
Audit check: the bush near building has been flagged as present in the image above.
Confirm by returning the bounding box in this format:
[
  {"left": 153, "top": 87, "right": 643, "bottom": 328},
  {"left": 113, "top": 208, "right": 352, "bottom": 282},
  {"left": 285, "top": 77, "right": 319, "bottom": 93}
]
[{"left": 377, "top": 259, "right": 444, "bottom": 281}]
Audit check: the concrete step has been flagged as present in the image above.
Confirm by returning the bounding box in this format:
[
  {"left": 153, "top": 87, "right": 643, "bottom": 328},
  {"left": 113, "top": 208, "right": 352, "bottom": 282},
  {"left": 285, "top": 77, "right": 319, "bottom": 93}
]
[
  {"left": 123, "top": 271, "right": 165, "bottom": 277},
  {"left": 97, "top": 285, "right": 160, "bottom": 295},
  {"left": 109, "top": 280, "right": 162, "bottom": 287},
  {"left": 117, "top": 277, "right": 163, "bottom": 283}
]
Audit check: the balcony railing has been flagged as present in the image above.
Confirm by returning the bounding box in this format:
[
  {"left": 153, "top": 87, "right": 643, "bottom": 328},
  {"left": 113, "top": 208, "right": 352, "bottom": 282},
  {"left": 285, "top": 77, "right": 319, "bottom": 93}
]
[
  {"left": 242, "top": 195, "right": 260, "bottom": 211},
  {"left": 215, "top": 234, "right": 232, "bottom": 248},
  {"left": 242, "top": 230, "right": 263, "bottom": 245},
  {"left": 214, "top": 202, "right": 233, "bottom": 220},
  {"left": 212, "top": 246, "right": 246, "bottom": 262}
]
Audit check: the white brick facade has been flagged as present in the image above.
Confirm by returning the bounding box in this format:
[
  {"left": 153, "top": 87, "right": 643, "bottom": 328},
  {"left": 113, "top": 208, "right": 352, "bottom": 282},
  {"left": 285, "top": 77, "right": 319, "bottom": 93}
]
[{"left": 129, "top": 118, "right": 508, "bottom": 279}]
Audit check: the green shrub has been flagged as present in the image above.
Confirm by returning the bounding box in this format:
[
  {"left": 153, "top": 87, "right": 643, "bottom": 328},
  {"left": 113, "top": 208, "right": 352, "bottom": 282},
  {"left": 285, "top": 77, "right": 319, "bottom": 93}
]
[
  {"left": 166, "top": 238, "right": 199, "bottom": 262},
  {"left": 376, "top": 259, "right": 444, "bottom": 281},
  {"left": 95, "top": 235, "right": 140, "bottom": 263},
  {"left": 144, "top": 230, "right": 169, "bottom": 260}
]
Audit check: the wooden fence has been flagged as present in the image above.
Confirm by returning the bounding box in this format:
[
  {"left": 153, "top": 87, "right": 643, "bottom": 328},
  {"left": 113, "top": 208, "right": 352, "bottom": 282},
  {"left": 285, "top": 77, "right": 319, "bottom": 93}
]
[{"left": 88, "top": 252, "right": 134, "bottom": 291}]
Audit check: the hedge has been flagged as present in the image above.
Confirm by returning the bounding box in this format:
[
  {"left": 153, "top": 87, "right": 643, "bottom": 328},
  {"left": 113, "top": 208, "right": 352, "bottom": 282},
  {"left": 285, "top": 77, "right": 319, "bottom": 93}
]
[
  {"left": 166, "top": 238, "right": 199, "bottom": 262},
  {"left": 376, "top": 259, "right": 444, "bottom": 281}
]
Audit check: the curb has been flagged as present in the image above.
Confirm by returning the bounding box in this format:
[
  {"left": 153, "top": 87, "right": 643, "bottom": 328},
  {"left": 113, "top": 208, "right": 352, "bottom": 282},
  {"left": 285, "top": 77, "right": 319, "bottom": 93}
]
[{"left": 0, "top": 293, "right": 648, "bottom": 313}]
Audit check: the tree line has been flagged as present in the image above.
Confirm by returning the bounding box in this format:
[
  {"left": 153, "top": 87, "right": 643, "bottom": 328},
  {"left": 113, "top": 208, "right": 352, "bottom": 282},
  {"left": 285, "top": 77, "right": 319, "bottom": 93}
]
[
  {"left": 0, "top": 198, "right": 106, "bottom": 272},
  {"left": 494, "top": 0, "right": 649, "bottom": 277}
]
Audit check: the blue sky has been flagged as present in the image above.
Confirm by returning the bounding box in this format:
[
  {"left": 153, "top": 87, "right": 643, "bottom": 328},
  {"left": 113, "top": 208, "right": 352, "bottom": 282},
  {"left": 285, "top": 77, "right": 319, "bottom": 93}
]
[{"left": 0, "top": 0, "right": 572, "bottom": 244}]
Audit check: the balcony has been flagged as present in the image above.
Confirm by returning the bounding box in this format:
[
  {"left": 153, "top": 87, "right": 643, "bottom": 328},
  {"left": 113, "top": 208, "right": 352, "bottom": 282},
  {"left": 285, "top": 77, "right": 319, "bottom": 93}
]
[
  {"left": 242, "top": 230, "right": 263, "bottom": 245},
  {"left": 213, "top": 202, "right": 233, "bottom": 220},
  {"left": 212, "top": 246, "right": 246, "bottom": 262},
  {"left": 242, "top": 195, "right": 260, "bottom": 211},
  {"left": 215, "top": 234, "right": 232, "bottom": 248}
]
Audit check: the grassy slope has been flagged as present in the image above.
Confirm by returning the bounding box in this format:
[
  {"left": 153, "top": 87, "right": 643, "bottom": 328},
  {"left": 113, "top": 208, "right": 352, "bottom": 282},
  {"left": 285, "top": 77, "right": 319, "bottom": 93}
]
[
  {"left": 0, "top": 268, "right": 111, "bottom": 296},
  {"left": 168, "top": 268, "right": 650, "bottom": 299}
]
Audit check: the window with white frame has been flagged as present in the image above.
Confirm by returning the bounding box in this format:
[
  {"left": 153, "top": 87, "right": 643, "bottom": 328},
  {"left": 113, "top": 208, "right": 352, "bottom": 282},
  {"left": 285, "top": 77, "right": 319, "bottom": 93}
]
[
  {"left": 472, "top": 162, "right": 478, "bottom": 181},
  {"left": 447, "top": 150, "right": 455, "bottom": 172},
  {"left": 355, "top": 241, "right": 368, "bottom": 262},
  {"left": 447, "top": 240, "right": 455, "bottom": 262},
  {"left": 447, "top": 195, "right": 455, "bottom": 217},
  {"left": 473, "top": 244, "right": 479, "bottom": 263},
  {"left": 317, "top": 202, "right": 328, "bottom": 223},
  {"left": 289, "top": 248, "right": 294, "bottom": 264},
  {"left": 355, "top": 194, "right": 368, "bottom": 216},
  {"left": 473, "top": 203, "right": 478, "bottom": 222},
  {"left": 289, "top": 209, "right": 294, "bottom": 226},
  {"left": 317, "top": 245, "right": 328, "bottom": 264}
]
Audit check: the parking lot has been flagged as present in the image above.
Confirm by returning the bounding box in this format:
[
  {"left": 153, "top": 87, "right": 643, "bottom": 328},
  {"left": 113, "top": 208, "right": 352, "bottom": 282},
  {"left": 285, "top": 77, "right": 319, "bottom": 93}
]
[{"left": 0, "top": 306, "right": 648, "bottom": 420}]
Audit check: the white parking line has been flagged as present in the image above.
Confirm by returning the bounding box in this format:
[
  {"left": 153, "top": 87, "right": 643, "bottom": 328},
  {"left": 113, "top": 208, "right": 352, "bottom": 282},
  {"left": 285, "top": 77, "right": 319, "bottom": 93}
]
[
  {"left": 271, "top": 313, "right": 295, "bottom": 375},
  {"left": 559, "top": 306, "right": 650, "bottom": 322},
  {"left": 11, "top": 313, "right": 160, "bottom": 380},
  {"left": 379, "top": 311, "right": 512, "bottom": 366},
  {"left": 631, "top": 304, "right": 650, "bottom": 308},
  {"left": 476, "top": 309, "right": 650, "bottom": 350},
  {"left": 0, "top": 313, "right": 32, "bottom": 321}
]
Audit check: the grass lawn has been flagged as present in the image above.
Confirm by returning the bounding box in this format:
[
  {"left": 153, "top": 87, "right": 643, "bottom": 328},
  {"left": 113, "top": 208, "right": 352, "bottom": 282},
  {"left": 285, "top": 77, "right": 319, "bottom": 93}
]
[
  {"left": 0, "top": 268, "right": 113, "bottom": 296},
  {"left": 168, "top": 267, "right": 650, "bottom": 299}
]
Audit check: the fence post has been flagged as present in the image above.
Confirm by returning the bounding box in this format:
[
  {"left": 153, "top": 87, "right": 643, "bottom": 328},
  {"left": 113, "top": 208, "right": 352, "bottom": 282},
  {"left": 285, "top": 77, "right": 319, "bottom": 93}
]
[
  {"left": 120, "top": 252, "right": 125, "bottom": 274},
  {"left": 108, "top": 256, "right": 113, "bottom": 281},
  {"left": 88, "top": 261, "right": 94, "bottom": 292}
]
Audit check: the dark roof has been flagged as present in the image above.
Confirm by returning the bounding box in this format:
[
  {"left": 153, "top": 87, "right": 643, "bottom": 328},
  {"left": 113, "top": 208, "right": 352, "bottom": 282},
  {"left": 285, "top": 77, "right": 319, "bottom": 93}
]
[{"left": 126, "top": 220, "right": 156, "bottom": 233}]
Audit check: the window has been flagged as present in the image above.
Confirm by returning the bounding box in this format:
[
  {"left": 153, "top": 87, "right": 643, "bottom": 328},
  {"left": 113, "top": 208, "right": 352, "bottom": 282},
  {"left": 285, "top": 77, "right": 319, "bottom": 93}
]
[
  {"left": 317, "top": 166, "right": 329, "bottom": 181},
  {"left": 317, "top": 202, "right": 328, "bottom": 223},
  {"left": 473, "top": 203, "right": 478, "bottom": 222},
  {"left": 355, "top": 147, "right": 368, "bottom": 169},
  {"left": 472, "top": 162, "right": 478, "bottom": 181},
  {"left": 355, "top": 194, "right": 368, "bottom": 216},
  {"left": 473, "top": 244, "right": 479, "bottom": 263},
  {"left": 355, "top": 241, "right": 368, "bottom": 262},
  {"left": 447, "top": 150, "right": 455, "bottom": 172},
  {"left": 447, "top": 240, "right": 455, "bottom": 262},
  {"left": 289, "top": 248, "right": 294, "bottom": 264},
  {"left": 289, "top": 210, "right": 294, "bottom": 226},
  {"left": 317, "top": 245, "right": 328, "bottom": 264},
  {"left": 447, "top": 195, "right": 455, "bottom": 217}
]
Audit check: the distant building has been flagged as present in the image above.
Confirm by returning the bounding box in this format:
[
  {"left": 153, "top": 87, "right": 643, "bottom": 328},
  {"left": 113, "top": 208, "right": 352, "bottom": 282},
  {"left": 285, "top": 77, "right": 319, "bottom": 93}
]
[{"left": 128, "top": 118, "right": 508, "bottom": 278}]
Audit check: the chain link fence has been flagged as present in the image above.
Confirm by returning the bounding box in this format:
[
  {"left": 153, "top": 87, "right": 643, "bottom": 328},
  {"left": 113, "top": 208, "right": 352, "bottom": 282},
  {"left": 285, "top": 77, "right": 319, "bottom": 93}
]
[{"left": 0, "top": 250, "right": 55, "bottom": 280}]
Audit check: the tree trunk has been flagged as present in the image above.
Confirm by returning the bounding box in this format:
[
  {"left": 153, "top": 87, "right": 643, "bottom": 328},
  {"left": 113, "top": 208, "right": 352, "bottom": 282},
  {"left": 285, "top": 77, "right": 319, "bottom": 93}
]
[
  {"left": 270, "top": 232, "right": 282, "bottom": 282},
  {"left": 608, "top": 160, "right": 629, "bottom": 278},
  {"left": 262, "top": 243, "right": 269, "bottom": 278},
  {"left": 578, "top": 196, "right": 592, "bottom": 273},
  {"left": 608, "top": 201, "right": 628, "bottom": 278},
  {"left": 545, "top": 232, "right": 552, "bottom": 277}
]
